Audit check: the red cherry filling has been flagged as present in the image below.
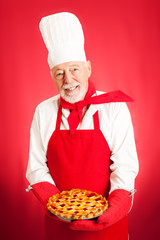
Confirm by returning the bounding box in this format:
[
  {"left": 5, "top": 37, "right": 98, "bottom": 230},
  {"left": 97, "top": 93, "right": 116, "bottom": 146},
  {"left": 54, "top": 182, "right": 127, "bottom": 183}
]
[
  {"left": 60, "top": 204, "right": 66, "bottom": 207},
  {"left": 87, "top": 193, "right": 96, "bottom": 197},
  {"left": 51, "top": 206, "right": 57, "bottom": 209},
  {"left": 58, "top": 210, "right": 63, "bottom": 213},
  {"left": 74, "top": 211, "right": 79, "bottom": 214},
  {"left": 95, "top": 197, "right": 101, "bottom": 201}
]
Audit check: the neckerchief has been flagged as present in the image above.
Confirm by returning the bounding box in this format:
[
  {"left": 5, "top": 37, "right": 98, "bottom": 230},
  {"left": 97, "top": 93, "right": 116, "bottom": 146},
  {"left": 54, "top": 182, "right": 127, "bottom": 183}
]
[{"left": 60, "top": 81, "right": 133, "bottom": 134}]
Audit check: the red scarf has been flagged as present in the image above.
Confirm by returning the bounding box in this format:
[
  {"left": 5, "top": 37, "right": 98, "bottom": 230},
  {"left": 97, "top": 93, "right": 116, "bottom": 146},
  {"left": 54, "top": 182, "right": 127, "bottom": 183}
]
[{"left": 60, "top": 81, "right": 133, "bottom": 134}]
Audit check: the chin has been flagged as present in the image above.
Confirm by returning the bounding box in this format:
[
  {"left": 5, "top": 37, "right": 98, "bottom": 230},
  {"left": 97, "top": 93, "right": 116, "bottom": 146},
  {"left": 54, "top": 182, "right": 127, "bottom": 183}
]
[
  {"left": 61, "top": 94, "right": 83, "bottom": 103},
  {"left": 60, "top": 88, "right": 86, "bottom": 103}
]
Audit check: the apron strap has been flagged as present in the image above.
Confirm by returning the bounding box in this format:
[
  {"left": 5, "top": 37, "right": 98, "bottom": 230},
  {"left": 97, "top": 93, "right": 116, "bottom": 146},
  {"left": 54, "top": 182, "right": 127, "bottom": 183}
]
[
  {"left": 56, "top": 107, "right": 100, "bottom": 131},
  {"left": 93, "top": 110, "right": 100, "bottom": 130},
  {"left": 55, "top": 105, "right": 62, "bottom": 130}
]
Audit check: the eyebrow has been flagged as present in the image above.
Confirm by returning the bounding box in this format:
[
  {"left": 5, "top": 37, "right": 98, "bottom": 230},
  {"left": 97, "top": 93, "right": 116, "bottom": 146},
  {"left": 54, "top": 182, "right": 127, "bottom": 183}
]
[
  {"left": 55, "top": 68, "right": 64, "bottom": 72},
  {"left": 55, "top": 65, "right": 80, "bottom": 72},
  {"left": 68, "top": 64, "right": 80, "bottom": 67}
]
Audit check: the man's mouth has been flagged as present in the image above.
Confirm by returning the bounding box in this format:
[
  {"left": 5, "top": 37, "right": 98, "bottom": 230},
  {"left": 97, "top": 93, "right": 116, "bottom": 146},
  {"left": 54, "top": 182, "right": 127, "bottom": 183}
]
[
  {"left": 65, "top": 86, "right": 78, "bottom": 91},
  {"left": 60, "top": 83, "right": 85, "bottom": 103},
  {"left": 62, "top": 84, "right": 80, "bottom": 94}
]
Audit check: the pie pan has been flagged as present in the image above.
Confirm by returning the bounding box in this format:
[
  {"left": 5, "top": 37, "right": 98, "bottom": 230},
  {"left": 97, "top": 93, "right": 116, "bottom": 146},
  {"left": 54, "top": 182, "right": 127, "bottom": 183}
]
[
  {"left": 47, "top": 189, "right": 108, "bottom": 222},
  {"left": 55, "top": 211, "right": 106, "bottom": 222}
]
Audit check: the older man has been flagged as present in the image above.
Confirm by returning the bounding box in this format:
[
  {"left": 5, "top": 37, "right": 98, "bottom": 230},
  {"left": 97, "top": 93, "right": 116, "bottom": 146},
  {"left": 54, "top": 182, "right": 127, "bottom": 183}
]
[
  {"left": 51, "top": 61, "right": 91, "bottom": 103},
  {"left": 26, "top": 12, "right": 139, "bottom": 240}
]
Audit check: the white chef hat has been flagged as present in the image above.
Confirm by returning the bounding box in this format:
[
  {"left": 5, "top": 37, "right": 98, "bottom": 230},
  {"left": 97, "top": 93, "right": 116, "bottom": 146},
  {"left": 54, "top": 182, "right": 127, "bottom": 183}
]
[{"left": 39, "top": 12, "right": 87, "bottom": 69}]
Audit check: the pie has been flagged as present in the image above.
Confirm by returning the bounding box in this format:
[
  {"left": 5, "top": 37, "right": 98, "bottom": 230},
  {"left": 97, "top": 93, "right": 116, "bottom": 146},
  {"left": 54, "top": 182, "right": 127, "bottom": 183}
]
[{"left": 47, "top": 188, "right": 108, "bottom": 221}]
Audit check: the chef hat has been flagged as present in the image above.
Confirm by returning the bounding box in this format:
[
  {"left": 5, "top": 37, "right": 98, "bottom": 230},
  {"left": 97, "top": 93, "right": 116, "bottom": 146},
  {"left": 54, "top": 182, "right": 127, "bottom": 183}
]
[{"left": 39, "top": 12, "right": 87, "bottom": 69}]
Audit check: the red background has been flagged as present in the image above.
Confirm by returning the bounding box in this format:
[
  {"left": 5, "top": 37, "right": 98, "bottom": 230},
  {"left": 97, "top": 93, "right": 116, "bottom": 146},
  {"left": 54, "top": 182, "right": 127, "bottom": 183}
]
[{"left": 0, "top": 0, "right": 159, "bottom": 239}]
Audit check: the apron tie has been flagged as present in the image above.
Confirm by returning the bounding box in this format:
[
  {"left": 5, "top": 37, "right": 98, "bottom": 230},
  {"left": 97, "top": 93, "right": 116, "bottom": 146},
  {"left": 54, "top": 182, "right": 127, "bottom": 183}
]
[{"left": 60, "top": 81, "right": 133, "bottom": 134}]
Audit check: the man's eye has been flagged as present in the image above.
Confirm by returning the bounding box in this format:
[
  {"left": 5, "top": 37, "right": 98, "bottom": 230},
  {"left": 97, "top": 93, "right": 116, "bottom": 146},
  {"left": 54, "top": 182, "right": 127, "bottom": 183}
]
[
  {"left": 56, "top": 72, "right": 63, "bottom": 77},
  {"left": 72, "top": 68, "right": 79, "bottom": 73}
]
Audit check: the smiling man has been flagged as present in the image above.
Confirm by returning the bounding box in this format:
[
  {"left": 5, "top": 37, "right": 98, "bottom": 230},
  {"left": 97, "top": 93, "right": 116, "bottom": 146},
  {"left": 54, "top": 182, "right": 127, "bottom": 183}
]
[
  {"left": 26, "top": 12, "right": 139, "bottom": 240},
  {"left": 50, "top": 61, "right": 91, "bottom": 103}
]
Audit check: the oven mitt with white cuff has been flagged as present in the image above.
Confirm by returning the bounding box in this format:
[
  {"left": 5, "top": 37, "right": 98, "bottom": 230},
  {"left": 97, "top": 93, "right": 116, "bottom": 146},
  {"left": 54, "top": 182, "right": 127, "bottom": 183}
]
[
  {"left": 69, "top": 189, "right": 132, "bottom": 231},
  {"left": 31, "top": 182, "right": 60, "bottom": 205},
  {"left": 31, "top": 182, "right": 67, "bottom": 221},
  {"left": 31, "top": 182, "right": 74, "bottom": 223}
]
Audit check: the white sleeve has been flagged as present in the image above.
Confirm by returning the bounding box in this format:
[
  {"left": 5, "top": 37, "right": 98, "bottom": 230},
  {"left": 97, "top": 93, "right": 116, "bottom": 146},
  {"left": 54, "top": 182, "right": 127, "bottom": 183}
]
[
  {"left": 26, "top": 106, "right": 55, "bottom": 186},
  {"left": 109, "top": 102, "right": 139, "bottom": 194}
]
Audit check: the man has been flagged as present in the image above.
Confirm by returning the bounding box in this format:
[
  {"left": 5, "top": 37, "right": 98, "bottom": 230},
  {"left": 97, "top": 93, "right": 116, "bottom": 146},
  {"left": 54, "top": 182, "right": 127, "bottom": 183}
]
[{"left": 26, "top": 12, "right": 139, "bottom": 240}]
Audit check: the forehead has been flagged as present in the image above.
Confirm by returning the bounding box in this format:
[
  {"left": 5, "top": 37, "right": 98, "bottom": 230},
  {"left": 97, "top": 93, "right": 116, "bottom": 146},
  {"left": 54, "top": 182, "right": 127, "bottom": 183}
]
[{"left": 52, "top": 61, "right": 85, "bottom": 72}]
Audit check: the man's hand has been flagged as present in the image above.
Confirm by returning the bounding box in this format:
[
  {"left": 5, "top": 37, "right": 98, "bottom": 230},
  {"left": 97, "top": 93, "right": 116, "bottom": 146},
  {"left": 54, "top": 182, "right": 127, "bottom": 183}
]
[
  {"left": 69, "top": 219, "right": 108, "bottom": 231},
  {"left": 31, "top": 182, "right": 67, "bottom": 221},
  {"left": 69, "top": 189, "right": 132, "bottom": 231},
  {"left": 31, "top": 182, "right": 60, "bottom": 205}
]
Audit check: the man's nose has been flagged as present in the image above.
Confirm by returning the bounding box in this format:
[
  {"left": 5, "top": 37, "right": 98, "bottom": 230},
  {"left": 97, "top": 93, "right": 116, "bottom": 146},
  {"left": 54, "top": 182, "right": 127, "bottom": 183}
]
[{"left": 64, "top": 70, "right": 73, "bottom": 84}]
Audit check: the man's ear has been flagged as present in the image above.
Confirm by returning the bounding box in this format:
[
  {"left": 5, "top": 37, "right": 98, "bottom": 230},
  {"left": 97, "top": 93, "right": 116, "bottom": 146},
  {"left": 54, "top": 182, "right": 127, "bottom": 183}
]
[
  {"left": 87, "top": 60, "right": 91, "bottom": 77},
  {"left": 50, "top": 69, "right": 53, "bottom": 79}
]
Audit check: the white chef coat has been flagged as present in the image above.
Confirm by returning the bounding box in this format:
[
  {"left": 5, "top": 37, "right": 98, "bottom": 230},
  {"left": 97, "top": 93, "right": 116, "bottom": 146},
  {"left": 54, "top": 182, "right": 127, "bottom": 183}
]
[{"left": 26, "top": 91, "right": 139, "bottom": 194}]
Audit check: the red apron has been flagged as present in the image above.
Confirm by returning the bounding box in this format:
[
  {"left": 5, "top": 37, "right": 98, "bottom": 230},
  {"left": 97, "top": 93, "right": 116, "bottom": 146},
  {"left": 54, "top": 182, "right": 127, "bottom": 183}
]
[{"left": 46, "top": 105, "right": 128, "bottom": 240}]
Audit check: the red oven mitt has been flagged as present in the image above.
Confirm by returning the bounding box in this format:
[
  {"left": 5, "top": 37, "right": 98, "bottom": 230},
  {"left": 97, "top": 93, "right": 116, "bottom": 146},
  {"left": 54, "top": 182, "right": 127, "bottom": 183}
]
[
  {"left": 31, "top": 182, "right": 67, "bottom": 222},
  {"left": 31, "top": 182, "right": 60, "bottom": 205},
  {"left": 69, "top": 189, "right": 132, "bottom": 231}
]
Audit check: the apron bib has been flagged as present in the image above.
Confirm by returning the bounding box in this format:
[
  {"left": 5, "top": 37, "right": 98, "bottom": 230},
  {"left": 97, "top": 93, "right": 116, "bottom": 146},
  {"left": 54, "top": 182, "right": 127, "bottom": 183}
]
[{"left": 46, "top": 106, "right": 128, "bottom": 240}]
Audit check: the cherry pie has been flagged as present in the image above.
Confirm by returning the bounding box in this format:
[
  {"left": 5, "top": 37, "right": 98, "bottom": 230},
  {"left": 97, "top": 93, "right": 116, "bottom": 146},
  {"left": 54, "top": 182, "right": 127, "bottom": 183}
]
[{"left": 47, "top": 188, "right": 108, "bottom": 221}]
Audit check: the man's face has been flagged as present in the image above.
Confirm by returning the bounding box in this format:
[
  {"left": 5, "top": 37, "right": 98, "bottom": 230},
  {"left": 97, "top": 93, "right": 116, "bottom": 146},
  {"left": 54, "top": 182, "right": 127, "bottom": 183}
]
[{"left": 50, "top": 61, "right": 91, "bottom": 103}]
